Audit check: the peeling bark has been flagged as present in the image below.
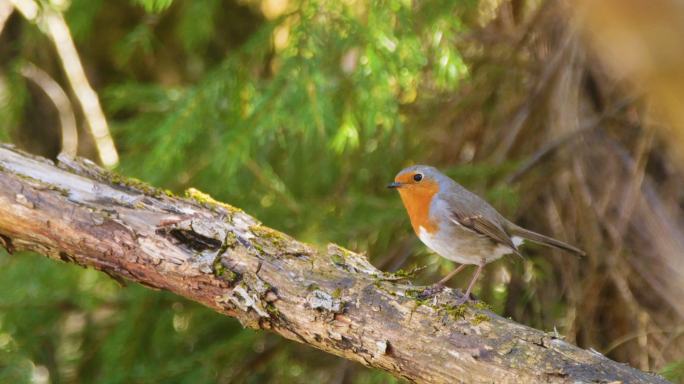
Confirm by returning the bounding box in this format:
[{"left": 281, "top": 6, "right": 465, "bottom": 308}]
[{"left": 0, "top": 144, "right": 668, "bottom": 384}]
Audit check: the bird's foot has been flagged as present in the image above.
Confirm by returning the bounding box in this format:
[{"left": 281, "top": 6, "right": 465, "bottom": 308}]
[
  {"left": 417, "top": 283, "right": 445, "bottom": 299},
  {"left": 454, "top": 295, "right": 471, "bottom": 306}
]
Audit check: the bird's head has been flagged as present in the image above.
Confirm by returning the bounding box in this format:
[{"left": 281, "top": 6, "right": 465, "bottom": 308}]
[
  {"left": 387, "top": 165, "right": 444, "bottom": 192},
  {"left": 388, "top": 165, "right": 445, "bottom": 233}
]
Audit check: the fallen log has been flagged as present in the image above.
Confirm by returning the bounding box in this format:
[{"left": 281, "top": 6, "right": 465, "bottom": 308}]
[{"left": 0, "top": 144, "right": 667, "bottom": 383}]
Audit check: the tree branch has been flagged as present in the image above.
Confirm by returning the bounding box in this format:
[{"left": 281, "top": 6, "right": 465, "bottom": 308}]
[{"left": 0, "top": 144, "right": 667, "bottom": 384}]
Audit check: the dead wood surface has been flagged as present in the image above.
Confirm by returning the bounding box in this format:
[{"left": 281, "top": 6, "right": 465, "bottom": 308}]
[{"left": 0, "top": 144, "right": 668, "bottom": 384}]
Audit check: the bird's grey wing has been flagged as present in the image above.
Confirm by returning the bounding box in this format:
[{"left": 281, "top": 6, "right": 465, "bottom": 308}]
[
  {"left": 449, "top": 204, "right": 521, "bottom": 256},
  {"left": 440, "top": 181, "right": 521, "bottom": 255}
]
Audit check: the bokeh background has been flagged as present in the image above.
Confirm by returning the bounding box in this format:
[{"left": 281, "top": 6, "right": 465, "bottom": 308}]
[{"left": 1, "top": 0, "right": 684, "bottom": 382}]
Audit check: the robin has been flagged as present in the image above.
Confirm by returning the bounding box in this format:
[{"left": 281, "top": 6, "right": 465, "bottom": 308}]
[{"left": 388, "top": 165, "right": 584, "bottom": 302}]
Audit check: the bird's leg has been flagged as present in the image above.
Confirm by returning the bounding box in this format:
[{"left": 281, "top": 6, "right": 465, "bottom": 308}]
[
  {"left": 456, "top": 261, "right": 485, "bottom": 304},
  {"left": 436, "top": 264, "right": 467, "bottom": 286},
  {"left": 419, "top": 264, "right": 467, "bottom": 298}
]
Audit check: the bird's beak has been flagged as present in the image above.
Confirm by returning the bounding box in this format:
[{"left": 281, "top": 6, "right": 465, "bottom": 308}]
[{"left": 387, "top": 181, "right": 403, "bottom": 189}]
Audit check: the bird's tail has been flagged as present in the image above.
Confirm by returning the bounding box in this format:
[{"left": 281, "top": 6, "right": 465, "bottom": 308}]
[{"left": 508, "top": 224, "right": 585, "bottom": 256}]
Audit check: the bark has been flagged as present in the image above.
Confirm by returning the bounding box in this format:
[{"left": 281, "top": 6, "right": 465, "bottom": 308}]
[{"left": 0, "top": 144, "right": 668, "bottom": 384}]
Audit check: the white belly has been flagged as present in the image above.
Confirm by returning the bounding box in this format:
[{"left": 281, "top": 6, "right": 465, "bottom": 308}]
[{"left": 418, "top": 226, "right": 523, "bottom": 265}]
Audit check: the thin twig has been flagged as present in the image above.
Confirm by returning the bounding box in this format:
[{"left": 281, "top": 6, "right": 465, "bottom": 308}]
[
  {"left": 603, "top": 326, "right": 684, "bottom": 355},
  {"left": 20, "top": 61, "right": 78, "bottom": 157},
  {"left": 492, "top": 25, "right": 577, "bottom": 163},
  {"left": 42, "top": 7, "right": 118, "bottom": 166},
  {"left": 506, "top": 98, "right": 634, "bottom": 183},
  {"left": 10, "top": 0, "right": 119, "bottom": 166}
]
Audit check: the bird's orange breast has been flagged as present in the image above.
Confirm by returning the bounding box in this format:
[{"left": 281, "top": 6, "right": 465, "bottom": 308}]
[{"left": 397, "top": 180, "right": 439, "bottom": 235}]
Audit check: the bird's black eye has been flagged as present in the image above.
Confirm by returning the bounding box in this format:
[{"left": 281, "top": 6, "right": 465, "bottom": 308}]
[{"left": 413, "top": 173, "right": 423, "bottom": 182}]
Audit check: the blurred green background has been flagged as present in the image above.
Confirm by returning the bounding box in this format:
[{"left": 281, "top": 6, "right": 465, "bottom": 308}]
[{"left": 1, "top": 0, "right": 684, "bottom": 382}]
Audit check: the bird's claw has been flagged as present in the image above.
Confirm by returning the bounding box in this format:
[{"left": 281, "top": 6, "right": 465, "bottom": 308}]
[
  {"left": 417, "top": 283, "right": 445, "bottom": 300},
  {"left": 454, "top": 292, "right": 477, "bottom": 305}
]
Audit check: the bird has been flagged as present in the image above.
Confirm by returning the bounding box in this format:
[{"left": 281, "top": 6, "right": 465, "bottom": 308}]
[{"left": 388, "top": 164, "right": 585, "bottom": 302}]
